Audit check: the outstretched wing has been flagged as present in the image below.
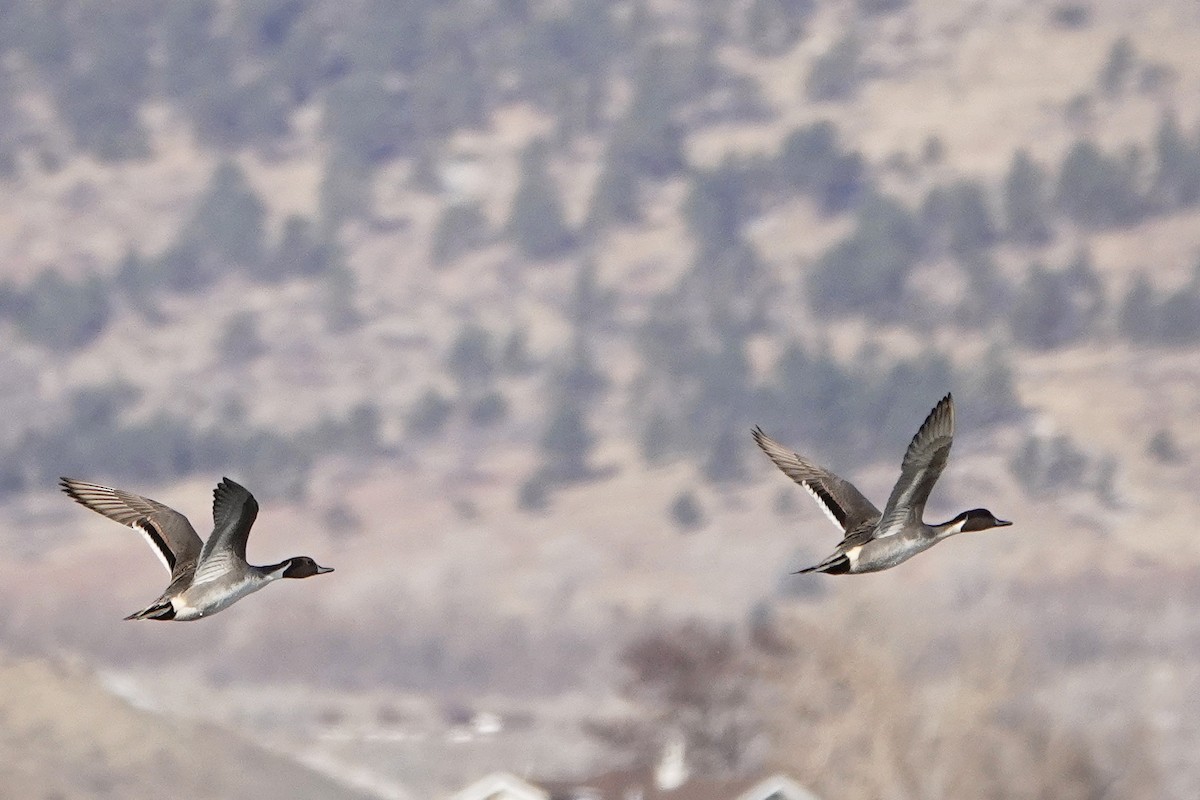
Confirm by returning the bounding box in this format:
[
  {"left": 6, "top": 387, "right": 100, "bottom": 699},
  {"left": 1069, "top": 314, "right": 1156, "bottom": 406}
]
[
  {"left": 752, "top": 427, "right": 881, "bottom": 535},
  {"left": 59, "top": 478, "right": 202, "bottom": 578},
  {"left": 199, "top": 477, "right": 259, "bottom": 564},
  {"left": 877, "top": 393, "right": 955, "bottom": 536}
]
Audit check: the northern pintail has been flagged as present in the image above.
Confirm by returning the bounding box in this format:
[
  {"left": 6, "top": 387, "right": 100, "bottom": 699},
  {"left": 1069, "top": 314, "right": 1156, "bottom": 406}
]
[
  {"left": 60, "top": 477, "right": 333, "bottom": 620},
  {"left": 752, "top": 393, "right": 1010, "bottom": 574}
]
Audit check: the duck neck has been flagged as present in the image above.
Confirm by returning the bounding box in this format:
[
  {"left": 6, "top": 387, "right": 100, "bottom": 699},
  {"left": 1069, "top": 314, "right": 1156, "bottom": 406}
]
[
  {"left": 257, "top": 558, "right": 293, "bottom": 580},
  {"left": 931, "top": 515, "right": 968, "bottom": 540}
]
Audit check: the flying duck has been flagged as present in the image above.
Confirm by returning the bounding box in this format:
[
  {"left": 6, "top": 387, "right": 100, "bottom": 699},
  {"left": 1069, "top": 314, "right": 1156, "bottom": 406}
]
[
  {"left": 752, "top": 393, "right": 1010, "bottom": 574},
  {"left": 59, "top": 477, "right": 333, "bottom": 620}
]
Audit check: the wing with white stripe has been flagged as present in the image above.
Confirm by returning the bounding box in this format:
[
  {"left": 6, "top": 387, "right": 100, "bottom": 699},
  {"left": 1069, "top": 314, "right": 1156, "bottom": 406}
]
[
  {"left": 59, "top": 478, "right": 202, "bottom": 577},
  {"left": 752, "top": 427, "right": 881, "bottom": 535}
]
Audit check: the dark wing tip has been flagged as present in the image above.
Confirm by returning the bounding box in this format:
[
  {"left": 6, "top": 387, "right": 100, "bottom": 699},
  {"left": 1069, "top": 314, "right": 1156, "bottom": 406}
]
[
  {"left": 59, "top": 477, "right": 90, "bottom": 502},
  {"left": 750, "top": 425, "right": 772, "bottom": 450}
]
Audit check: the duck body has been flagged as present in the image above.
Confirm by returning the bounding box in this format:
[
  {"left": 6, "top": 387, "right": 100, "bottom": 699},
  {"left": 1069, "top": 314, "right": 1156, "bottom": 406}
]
[
  {"left": 753, "top": 393, "right": 1011, "bottom": 575},
  {"left": 60, "top": 476, "right": 333, "bottom": 621}
]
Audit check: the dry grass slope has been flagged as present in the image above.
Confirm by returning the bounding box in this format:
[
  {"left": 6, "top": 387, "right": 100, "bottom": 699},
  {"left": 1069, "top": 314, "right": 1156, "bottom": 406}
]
[{"left": 0, "top": 653, "right": 379, "bottom": 800}]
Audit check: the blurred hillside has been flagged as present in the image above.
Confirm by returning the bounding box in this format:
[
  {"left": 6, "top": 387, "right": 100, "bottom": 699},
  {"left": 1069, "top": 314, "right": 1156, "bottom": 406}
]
[
  {"left": 0, "top": 653, "right": 380, "bottom": 799},
  {"left": 0, "top": 0, "right": 1199, "bottom": 796}
]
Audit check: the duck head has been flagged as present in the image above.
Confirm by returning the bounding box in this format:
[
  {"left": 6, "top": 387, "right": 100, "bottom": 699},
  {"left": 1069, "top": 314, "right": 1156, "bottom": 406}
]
[
  {"left": 278, "top": 556, "right": 335, "bottom": 579},
  {"left": 947, "top": 508, "right": 1012, "bottom": 534}
]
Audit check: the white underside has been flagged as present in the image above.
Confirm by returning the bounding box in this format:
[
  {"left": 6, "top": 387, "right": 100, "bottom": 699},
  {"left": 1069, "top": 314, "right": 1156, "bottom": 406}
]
[{"left": 174, "top": 572, "right": 277, "bottom": 620}]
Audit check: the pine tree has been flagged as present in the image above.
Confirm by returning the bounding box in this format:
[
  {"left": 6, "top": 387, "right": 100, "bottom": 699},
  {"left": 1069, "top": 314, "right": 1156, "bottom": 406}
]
[
  {"left": 743, "top": 0, "right": 811, "bottom": 57},
  {"left": 446, "top": 322, "right": 497, "bottom": 395},
  {"left": 1010, "top": 264, "right": 1077, "bottom": 349},
  {"left": 1056, "top": 140, "right": 1145, "bottom": 227},
  {"left": 808, "top": 193, "right": 922, "bottom": 315},
  {"left": 186, "top": 160, "right": 268, "bottom": 268},
  {"left": 507, "top": 140, "right": 575, "bottom": 260},
  {"left": 585, "top": 153, "right": 641, "bottom": 233},
  {"left": 1097, "top": 35, "right": 1135, "bottom": 96},
  {"left": 431, "top": 202, "right": 490, "bottom": 266},
  {"left": 539, "top": 398, "right": 595, "bottom": 482},
  {"left": 669, "top": 490, "right": 705, "bottom": 531},
  {"left": 407, "top": 388, "right": 454, "bottom": 439},
  {"left": 806, "top": 33, "right": 861, "bottom": 101},
  {"left": 264, "top": 215, "right": 336, "bottom": 281},
  {"left": 1118, "top": 272, "right": 1157, "bottom": 343},
  {"left": 946, "top": 179, "right": 998, "bottom": 257},
  {"left": 1153, "top": 109, "right": 1200, "bottom": 208},
  {"left": 1003, "top": 149, "right": 1052, "bottom": 244}
]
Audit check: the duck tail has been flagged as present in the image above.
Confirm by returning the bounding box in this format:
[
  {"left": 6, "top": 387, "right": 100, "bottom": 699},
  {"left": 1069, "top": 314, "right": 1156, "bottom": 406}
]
[
  {"left": 793, "top": 554, "right": 851, "bottom": 575},
  {"left": 124, "top": 601, "right": 177, "bottom": 621}
]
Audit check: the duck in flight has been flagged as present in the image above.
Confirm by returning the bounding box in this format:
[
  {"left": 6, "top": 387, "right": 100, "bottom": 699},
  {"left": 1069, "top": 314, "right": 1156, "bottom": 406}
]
[
  {"left": 60, "top": 476, "right": 333, "bottom": 620},
  {"left": 752, "top": 393, "right": 1010, "bottom": 574}
]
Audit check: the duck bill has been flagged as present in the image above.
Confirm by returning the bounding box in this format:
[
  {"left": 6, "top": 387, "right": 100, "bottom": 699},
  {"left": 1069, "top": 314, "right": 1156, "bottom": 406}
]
[
  {"left": 316, "top": 565, "right": 335, "bottom": 574},
  {"left": 993, "top": 519, "right": 1013, "bottom": 528}
]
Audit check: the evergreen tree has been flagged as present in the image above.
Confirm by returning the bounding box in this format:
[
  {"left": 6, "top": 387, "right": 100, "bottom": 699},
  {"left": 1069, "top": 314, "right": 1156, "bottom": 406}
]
[
  {"left": 192, "top": 75, "right": 291, "bottom": 150},
  {"left": 609, "top": 46, "right": 687, "bottom": 179},
  {"left": 501, "top": 327, "right": 535, "bottom": 375},
  {"left": 669, "top": 489, "right": 705, "bottom": 531},
  {"left": 585, "top": 152, "right": 642, "bottom": 232},
  {"left": 185, "top": 160, "right": 268, "bottom": 269},
  {"left": 219, "top": 311, "right": 266, "bottom": 363},
  {"left": 743, "top": 0, "right": 812, "bottom": 57},
  {"left": 808, "top": 193, "right": 922, "bottom": 316},
  {"left": 1010, "top": 263, "right": 1087, "bottom": 349},
  {"left": 554, "top": 333, "right": 608, "bottom": 408},
  {"left": 163, "top": 0, "right": 233, "bottom": 100},
  {"left": 806, "top": 33, "right": 861, "bottom": 101},
  {"left": 639, "top": 409, "right": 676, "bottom": 465},
  {"left": 1118, "top": 272, "right": 1157, "bottom": 343},
  {"left": 684, "top": 159, "right": 753, "bottom": 256},
  {"left": 264, "top": 215, "right": 337, "bottom": 281},
  {"left": 407, "top": 388, "right": 454, "bottom": 438},
  {"left": 1063, "top": 248, "right": 1106, "bottom": 330},
  {"left": 946, "top": 179, "right": 998, "bottom": 257},
  {"left": 1003, "top": 149, "right": 1053, "bottom": 244},
  {"left": 446, "top": 322, "right": 497, "bottom": 395},
  {"left": 468, "top": 391, "right": 509, "bottom": 427},
  {"left": 1157, "top": 282, "right": 1200, "bottom": 345},
  {"left": 1097, "top": 35, "right": 1135, "bottom": 96},
  {"left": 1056, "top": 140, "right": 1145, "bottom": 227},
  {"left": 322, "top": 264, "right": 361, "bottom": 332},
  {"left": 1153, "top": 109, "right": 1200, "bottom": 208},
  {"left": 777, "top": 121, "right": 864, "bottom": 213},
  {"left": 568, "top": 258, "right": 616, "bottom": 334},
  {"left": 324, "top": 72, "right": 413, "bottom": 166},
  {"left": 539, "top": 398, "right": 595, "bottom": 482},
  {"left": 858, "top": 0, "right": 908, "bottom": 12},
  {"left": 409, "top": 40, "right": 489, "bottom": 140},
  {"left": 15, "top": 270, "right": 112, "bottom": 350},
  {"left": 431, "top": 202, "right": 490, "bottom": 266},
  {"left": 507, "top": 140, "right": 574, "bottom": 260},
  {"left": 53, "top": 1, "right": 152, "bottom": 160},
  {"left": 319, "top": 150, "right": 374, "bottom": 230},
  {"left": 701, "top": 422, "right": 746, "bottom": 483}
]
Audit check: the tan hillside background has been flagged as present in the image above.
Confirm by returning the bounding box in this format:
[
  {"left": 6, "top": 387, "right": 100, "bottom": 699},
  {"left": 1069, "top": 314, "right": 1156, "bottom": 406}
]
[{"left": 0, "top": 0, "right": 1199, "bottom": 797}]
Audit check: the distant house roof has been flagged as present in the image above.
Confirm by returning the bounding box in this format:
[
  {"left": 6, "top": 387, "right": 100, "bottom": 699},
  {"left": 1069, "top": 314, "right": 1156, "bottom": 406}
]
[
  {"left": 450, "top": 772, "right": 550, "bottom": 800},
  {"left": 522, "top": 767, "right": 819, "bottom": 800},
  {"left": 735, "top": 775, "right": 820, "bottom": 800}
]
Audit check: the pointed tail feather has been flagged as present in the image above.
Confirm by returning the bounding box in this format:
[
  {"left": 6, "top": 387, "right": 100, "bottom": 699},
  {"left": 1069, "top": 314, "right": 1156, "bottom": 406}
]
[
  {"left": 793, "top": 554, "right": 851, "bottom": 575},
  {"left": 124, "top": 601, "right": 176, "bottom": 621}
]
